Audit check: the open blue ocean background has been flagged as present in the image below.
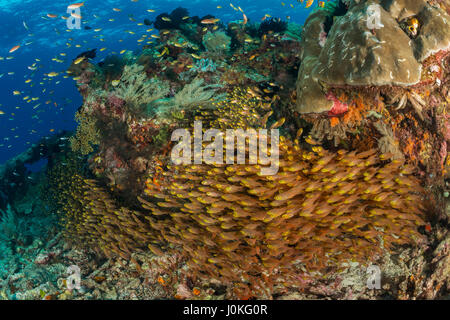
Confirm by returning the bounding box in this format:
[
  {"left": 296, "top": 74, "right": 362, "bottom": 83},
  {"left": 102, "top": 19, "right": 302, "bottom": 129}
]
[{"left": 0, "top": 0, "right": 313, "bottom": 165}]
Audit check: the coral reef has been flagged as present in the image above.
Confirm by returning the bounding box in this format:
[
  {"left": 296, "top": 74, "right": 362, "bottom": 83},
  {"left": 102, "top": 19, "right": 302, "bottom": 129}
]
[{"left": 16, "top": 2, "right": 446, "bottom": 300}]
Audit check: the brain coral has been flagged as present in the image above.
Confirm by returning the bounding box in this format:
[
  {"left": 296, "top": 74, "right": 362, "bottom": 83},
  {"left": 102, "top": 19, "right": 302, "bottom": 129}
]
[{"left": 296, "top": 0, "right": 450, "bottom": 114}]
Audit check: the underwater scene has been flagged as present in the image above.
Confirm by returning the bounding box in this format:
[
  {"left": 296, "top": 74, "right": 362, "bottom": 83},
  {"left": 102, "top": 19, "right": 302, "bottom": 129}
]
[{"left": 0, "top": 0, "right": 449, "bottom": 302}]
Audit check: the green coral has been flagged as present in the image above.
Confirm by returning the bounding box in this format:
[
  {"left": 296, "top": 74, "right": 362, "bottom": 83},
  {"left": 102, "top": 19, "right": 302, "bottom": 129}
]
[
  {"left": 114, "top": 64, "right": 170, "bottom": 116},
  {"left": 69, "top": 111, "right": 100, "bottom": 155},
  {"left": 202, "top": 31, "right": 232, "bottom": 53},
  {"left": 155, "top": 78, "right": 224, "bottom": 120}
]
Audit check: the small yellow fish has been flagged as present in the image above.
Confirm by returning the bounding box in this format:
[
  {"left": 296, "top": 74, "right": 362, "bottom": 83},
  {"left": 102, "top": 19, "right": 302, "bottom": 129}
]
[
  {"left": 73, "top": 56, "right": 85, "bottom": 65},
  {"left": 111, "top": 80, "right": 120, "bottom": 87}
]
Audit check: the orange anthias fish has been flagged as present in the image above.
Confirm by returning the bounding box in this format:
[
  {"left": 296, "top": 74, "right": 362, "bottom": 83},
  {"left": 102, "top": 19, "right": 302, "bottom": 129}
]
[
  {"left": 9, "top": 45, "right": 20, "bottom": 53},
  {"left": 201, "top": 18, "right": 220, "bottom": 24},
  {"left": 68, "top": 2, "right": 84, "bottom": 9},
  {"left": 305, "top": 0, "right": 315, "bottom": 8}
]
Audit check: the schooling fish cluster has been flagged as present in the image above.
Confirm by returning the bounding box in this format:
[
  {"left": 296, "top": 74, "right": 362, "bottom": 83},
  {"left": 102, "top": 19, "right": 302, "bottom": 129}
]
[
  {"left": 46, "top": 155, "right": 157, "bottom": 264},
  {"left": 48, "top": 89, "right": 427, "bottom": 298},
  {"left": 137, "top": 95, "right": 427, "bottom": 298}
]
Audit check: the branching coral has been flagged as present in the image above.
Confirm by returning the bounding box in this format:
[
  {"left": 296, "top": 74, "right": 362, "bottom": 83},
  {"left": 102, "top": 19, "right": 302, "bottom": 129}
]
[
  {"left": 310, "top": 117, "right": 349, "bottom": 147},
  {"left": 70, "top": 110, "right": 100, "bottom": 155}
]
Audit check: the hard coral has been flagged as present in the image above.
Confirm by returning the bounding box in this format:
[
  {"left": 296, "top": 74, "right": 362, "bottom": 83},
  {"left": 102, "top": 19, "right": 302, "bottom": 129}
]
[{"left": 295, "top": 0, "right": 450, "bottom": 114}]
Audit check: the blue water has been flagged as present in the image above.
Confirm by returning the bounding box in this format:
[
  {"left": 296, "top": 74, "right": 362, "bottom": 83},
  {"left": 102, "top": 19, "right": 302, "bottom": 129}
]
[{"left": 0, "top": 0, "right": 314, "bottom": 164}]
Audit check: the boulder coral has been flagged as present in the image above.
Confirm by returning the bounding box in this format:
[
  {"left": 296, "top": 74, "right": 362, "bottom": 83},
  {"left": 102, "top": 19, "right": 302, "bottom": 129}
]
[{"left": 296, "top": 0, "right": 450, "bottom": 114}]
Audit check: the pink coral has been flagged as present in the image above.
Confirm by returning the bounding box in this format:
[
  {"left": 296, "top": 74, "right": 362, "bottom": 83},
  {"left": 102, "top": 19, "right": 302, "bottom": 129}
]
[
  {"left": 318, "top": 23, "right": 327, "bottom": 48},
  {"left": 444, "top": 114, "right": 450, "bottom": 142},
  {"left": 326, "top": 91, "right": 348, "bottom": 116},
  {"left": 107, "top": 94, "right": 125, "bottom": 109},
  {"left": 440, "top": 141, "right": 447, "bottom": 167}
]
